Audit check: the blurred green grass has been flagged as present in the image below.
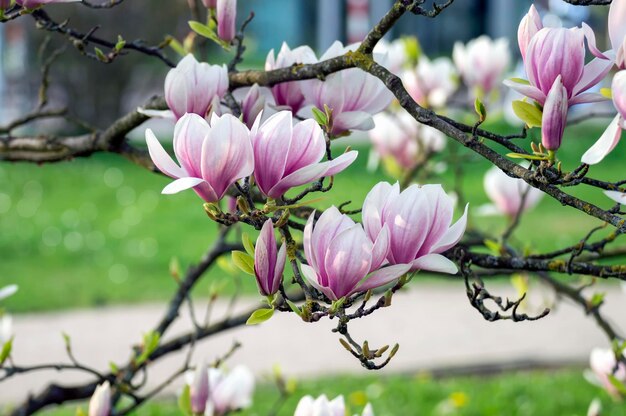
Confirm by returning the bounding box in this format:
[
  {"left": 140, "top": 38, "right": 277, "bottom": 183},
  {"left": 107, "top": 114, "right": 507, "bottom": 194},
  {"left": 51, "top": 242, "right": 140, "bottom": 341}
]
[
  {"left": 0, "top": 118, "right": 623, "bottom": 313},
  {"left": 40, "top": 368, "right": 625, "bottom": 415}
]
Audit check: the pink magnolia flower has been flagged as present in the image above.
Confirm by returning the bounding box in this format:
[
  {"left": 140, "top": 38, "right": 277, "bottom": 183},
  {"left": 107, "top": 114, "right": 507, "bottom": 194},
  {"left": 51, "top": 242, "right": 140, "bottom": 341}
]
[
  {"left": 362, "top": 182, "right": 467, "bottom": 274},
  {"left": 88, "top": 381, "right": 111, "bottom": 416},
  {"left": 401, "top": 56, "right": 457, "bottom": 108},
  {"left": 162, "top": 55, "right": 228, "bottom": 120},
  {"left": 251, "top": 111, "right": 357, "bottom": 198},
  {"left": 302, "top": 206, "right": 410, "bottom": 301},
  {"left": 582, "top": 70, "right": 626, "bottom": 164},
  {"left": 301, "top": 41, "right": 394, "bottom": 136},
  {"left": 216, "top": 0, "right": 237, "bottom": 43},
  {"left": 254, "top": 219, "right": 286, "bottom": 297},
  {"left": 294, "top": 395, "right": 375, "bottom": 416},
  {"left": 265, "top": 43, "right": 317, "bottom": 114},
  {"left": 453, "top": 36, "right": 510, "bottom": 97},
  {"left": 369, "top": 111, "right": 445, "bottom": 170},
  {"left": 16, "top": 0, "right": 80, "bottom": 7},
  {"left": 185, "top": 365, "right": 255, "bottom": 415},
  {"left": 588, "top": 347, "right": 626, "bottom": 398},
  {"left": 505, "top": 6, "right": 612, "bottom": 107},
  {"left": 609, "top": 0, "right": 626, "bottom": 69},
  {"left": 145, "top": 113, "right": 254, "bottom": 203},
  {"left": 190, "top": 362, "right": 209, "bottom": 414},
  {"left": 481, "top": 166, "right": 543, "bottom": 217}
]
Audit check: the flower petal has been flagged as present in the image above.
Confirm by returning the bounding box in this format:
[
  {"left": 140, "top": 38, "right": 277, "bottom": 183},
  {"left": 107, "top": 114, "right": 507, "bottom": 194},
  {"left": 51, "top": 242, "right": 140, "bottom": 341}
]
[
  {"left": 604, "top": 190, "right": 626, "bottom": 205},
  {"left": 581, "top": 115, "right": 623, "bottom": 165},
  {"left": 432, "top": 203, "right": 469, "bottom": 253},
  {"left": 356, "top": 263, "right": 411, "bottom": 293},
  {"left": 162, "top": 177, "right": 205, "bottom": 194},
  {"left": 411, "top": 253, "right": 458, "bottom": 274},
  {"left": 145, "top": 129, "right": 187, "bottom": 179}
]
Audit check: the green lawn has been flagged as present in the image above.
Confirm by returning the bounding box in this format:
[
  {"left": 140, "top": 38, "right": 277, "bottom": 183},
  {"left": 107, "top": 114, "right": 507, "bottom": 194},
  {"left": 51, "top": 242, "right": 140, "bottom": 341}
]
[
  {"left": 39, "top": 369, "right": 626, "bottom": 415},
  {"left": 0, "top": 118, "right": 623, "bottom": 313}
]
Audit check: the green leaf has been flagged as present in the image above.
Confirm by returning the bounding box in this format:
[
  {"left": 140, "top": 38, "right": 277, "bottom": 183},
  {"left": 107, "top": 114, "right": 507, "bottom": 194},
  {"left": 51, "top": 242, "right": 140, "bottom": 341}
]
[
  {"left": 242, "top": 233, "right": 255, "bottom": 257},
  {"left": 405, "top": 36, "right": 422, "bottom": 63},
  {"left": 166, "top": 36, "right": 186, "bottom": 57},
  {"left": 608, "top": 374, "right": 626, "bottom": 396},
  {"left": 115, "top": 35, "right": 126, "bottom": 52},
  {"left": 232, "top": 251, "right": 255, "bottom": 275},
  {"left": 512, "top": 100, "right": 542, "bottom": 128},
  {"left": 75, "top": 408, "right": 87, "bottom": 416},
  {"left": 0, "top": 338, "right": 13, "bottom": 365},
  {"left": 601, "top": 87, "right": 613, "bottom": 99},
  {"left": 474, "top": 97, "right": 487, "bottom": 122},
  {"left": 94, "top": 47, "right": 108, "bottom": 62},
  {"left": 169, "top": 257, "right": 181, "bottom": 279},
  {"left": 188, "top": 20, "right": 231, "bottom": 50},
  {"left": 589, "top": 292, "right": 605, "bottom": 308},
  {"left": 311, "top": 107, "right": 328, "bottom": 126},
  {"left": 506, "top": 152, "right": 549, "bottom": 161},
  {"left": 109, "top": 361, "right": 119, "bottom": 374},
  {"left": 178, "top": 384, "right": 193, "bottom": 416},
  {"left": 484, "top": 239, "right": 502, "bottom": 255},
  {"left": 285, "top": 299, "right": 302, "bottom": 316},
  {"left": 246, "top": 308, "right": 275, "bottom": 325},
  {"left": 136, "top": 331, "right": 160, "bottom": 367},
  {"left": 509, "top": 77, "right": 530, "bottom": 85}
]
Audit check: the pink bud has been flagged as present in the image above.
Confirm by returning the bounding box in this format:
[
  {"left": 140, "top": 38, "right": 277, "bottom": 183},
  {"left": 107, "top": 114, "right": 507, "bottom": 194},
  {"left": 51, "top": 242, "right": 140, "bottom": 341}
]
[
  {"left": 541, "top": 75, "right": 568, "bottom": 151},
  {"left": 254, "top": 219, "right": 286, "bottom": 297},
  {"left": 251, "top": 111, "right": 357, "bottom": 198},
  {"left": 216, "top": 0, "right": 237, "bottom": 43},
  {"left": 0, "top": 0, "right": 11, "bottom": 9},
  {"left": 202, "top": 0, "right": 217, "bottom": 8},
  {"left": 88, "top": 382, "right": 111, "bottom": 416},
  {"left": 190, "top": 362, "right": 209, "bottom": 414},
  {"left": 362, "top": 182, "right": 467, "bottom": 274},
  {"left": 165, "top": 55, "right": 228, "bottom": 120},
  {"left": 517, "top": 5, "right": 542, "bottom": 60}
]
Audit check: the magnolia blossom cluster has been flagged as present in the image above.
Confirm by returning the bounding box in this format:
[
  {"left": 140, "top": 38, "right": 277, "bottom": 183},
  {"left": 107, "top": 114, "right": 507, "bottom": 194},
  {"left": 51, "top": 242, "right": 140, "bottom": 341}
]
[
  {"left": 295, "top": 394, "right": 374, "bottom": 416},
  {"left": 146, "top": 111, "right": 357, "bottom": 203},
  {"left": 154, "top": 39, "right": 393, "bottom": 138}
]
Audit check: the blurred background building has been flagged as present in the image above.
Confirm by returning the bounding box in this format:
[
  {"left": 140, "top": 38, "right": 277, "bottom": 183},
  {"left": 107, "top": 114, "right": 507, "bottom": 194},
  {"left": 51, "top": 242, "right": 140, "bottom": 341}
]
[{"left": 0, "top": 0, "right": 604, "bottom": 127}]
